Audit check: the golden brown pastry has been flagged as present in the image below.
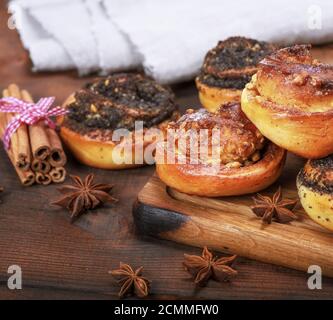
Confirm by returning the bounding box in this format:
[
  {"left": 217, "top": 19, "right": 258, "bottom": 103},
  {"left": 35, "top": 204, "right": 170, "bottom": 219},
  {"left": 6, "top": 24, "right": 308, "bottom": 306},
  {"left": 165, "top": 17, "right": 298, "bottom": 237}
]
[
  {"left": 242, "top": 45, "right": 333, "bottom": 159},
  {"left": 196, "top": 37, "right": 276, "bottom": 112},
  {"left": 58, "top": 73, "right": 179, "bottom": 169},
  {"left": 297, "top": 155, "right": 333, "bottom": 231},
  {"left": 155, "top": 103, "right": 286, "bottom": 197}
]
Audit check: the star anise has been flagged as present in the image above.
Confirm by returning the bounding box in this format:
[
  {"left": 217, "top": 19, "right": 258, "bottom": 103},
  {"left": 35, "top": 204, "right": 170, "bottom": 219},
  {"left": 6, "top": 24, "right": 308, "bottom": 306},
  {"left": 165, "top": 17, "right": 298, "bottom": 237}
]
[
  {"left": 51, "top": 174, "right": 118, "bottom": 222},
  {"left": 251, "top": 187, "right": 298, "bottom": 224},
  {"left": 110, "top": 262, "right": 150, "bottom": 298},
  {"left": 183, "top": 246, "right": 237, "bottom": 287}
]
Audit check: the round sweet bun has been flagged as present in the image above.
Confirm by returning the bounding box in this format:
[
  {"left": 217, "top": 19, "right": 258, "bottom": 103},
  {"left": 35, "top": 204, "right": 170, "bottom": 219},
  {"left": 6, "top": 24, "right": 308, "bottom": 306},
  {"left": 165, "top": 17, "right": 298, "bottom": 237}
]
[
  {"left": 195, "top": 78, "right": 241, "bottom": 112},
  {"left": 196, "top": 37, "right": 276, "bottom": 112},
  {"left": 58, "top": 73, "right": 179, "bottom": 169},
  {"left": 297, "top": 155, "right": 333, "bottom": 231},
  {"left": 241, "top": 45, "right": 333, "bottom": 159},
  {"left": 58, "top": 125, "right": 138, "bottom": 170},
  {"left": 58, "top": 99, "right": 144, "bottom": 169},
  {"left": 155, "top": 104, "right": 286, "bottom": 197},
  {"left": 156, "top": 143, "right": 285, "bottom": 197}
]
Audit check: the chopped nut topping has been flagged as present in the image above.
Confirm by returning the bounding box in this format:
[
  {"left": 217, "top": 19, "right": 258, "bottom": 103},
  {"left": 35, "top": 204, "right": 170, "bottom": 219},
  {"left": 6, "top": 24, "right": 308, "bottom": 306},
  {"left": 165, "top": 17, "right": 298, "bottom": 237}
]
[
  {"left": 292, "top": 73, "right": 308, "bottom": 86},
  {"left": 90, "top": 104, "right": 97, "bottom": 113},
  {"left": 246, "top": 82, "right": 255, "bottom": 90},
  {"left": 310, "top": 76, "right": 322, "bottom": 87},
  {"left": 251, "top": 151, "right": 261, "bottom": 162},
  {"left": 225, "top": 161, "right": 242, "bottom": 168}
]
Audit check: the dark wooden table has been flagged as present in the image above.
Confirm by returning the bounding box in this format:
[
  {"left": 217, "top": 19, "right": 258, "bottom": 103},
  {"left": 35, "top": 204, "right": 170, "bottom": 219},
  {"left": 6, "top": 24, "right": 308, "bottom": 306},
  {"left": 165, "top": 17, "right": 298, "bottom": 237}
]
[{"left": 1, "top": 3, "right": 333, "bottom": 300}]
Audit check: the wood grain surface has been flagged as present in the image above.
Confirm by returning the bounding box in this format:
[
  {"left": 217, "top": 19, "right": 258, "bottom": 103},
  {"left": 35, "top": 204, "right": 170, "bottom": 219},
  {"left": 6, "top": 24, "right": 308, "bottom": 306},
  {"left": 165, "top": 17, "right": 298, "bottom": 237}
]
[
  {"left": 1, "top": 2, "right": 333, "bottom": 299},
  {"left": 134, "top": 154, "right": 333, "bottom": 277}
]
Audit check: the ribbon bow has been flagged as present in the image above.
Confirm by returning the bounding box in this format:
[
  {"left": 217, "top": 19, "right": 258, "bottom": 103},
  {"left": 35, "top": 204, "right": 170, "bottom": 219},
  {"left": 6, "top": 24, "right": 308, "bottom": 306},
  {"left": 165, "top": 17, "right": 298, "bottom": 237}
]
[{"left": 0, "top": 96, "right": 68, "bottom": 149}]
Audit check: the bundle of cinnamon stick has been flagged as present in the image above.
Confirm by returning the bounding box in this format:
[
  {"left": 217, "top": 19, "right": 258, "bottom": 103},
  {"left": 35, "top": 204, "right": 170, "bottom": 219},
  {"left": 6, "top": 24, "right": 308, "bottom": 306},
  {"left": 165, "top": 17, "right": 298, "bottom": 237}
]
[{"left": 0, "top": 84, "right": 67, "bottom": 186}]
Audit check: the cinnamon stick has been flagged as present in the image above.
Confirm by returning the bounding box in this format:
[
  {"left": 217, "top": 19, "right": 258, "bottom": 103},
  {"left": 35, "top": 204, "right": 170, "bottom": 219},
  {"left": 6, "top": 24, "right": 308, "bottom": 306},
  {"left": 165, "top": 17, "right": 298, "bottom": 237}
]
[
  {"left": 1, "top": 86, "right": 35, "bottom": 186},
  {"left": 35, "top": 172, "right": 52, "bottom": 185},
  {"left": 46, "top": 127, "right": 67, "bottom": 167},
  {"left": 7, "top": 150, "right": 35, "bottom": 186},
  {"left": 21, "top": 90, "right": 51, "bottom": 160},
  {"left": 1, "top": 85, "right": 67, "bottom": 186},
  {"left": 49, "top": 167, "right": 66, "bottom": 183},
  {"left": 30, "top": 121, "right": 52, "bottom": 160},
  {"left": 1, "top": 85, "right": 32, "bottom": 170},
  {"left": 31, "top": 159, "right": 51, "bottom": 174}
]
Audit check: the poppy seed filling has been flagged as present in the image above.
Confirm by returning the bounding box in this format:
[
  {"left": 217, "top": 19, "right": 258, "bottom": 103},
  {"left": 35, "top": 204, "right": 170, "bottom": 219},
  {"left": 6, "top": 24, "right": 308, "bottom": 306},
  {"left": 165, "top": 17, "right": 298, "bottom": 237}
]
[
  {"left": 64, "top": 73, "right": 177, "bottom": 134},
  {"left": 199, "top": 37, "right": 276, "bottom": 89},
  {"left": 298, "top": 155, "right": 333, "bottom": 195},
  {"left": 198, "top": 74, "right": 252, "bottom": 89}
]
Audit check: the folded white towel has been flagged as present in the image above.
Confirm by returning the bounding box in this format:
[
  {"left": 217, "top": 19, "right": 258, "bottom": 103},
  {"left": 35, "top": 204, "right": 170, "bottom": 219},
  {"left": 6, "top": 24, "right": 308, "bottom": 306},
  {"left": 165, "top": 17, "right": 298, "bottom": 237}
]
[
  {"left": 10, "top": 0, "right": 140, "bottom": 75},
  {"left": 85, "top": 0, "right": 141, "bottom": 75},
  {"left": 9, "top": 0, "right": 75, "bottom": 71},
  {"left": 26, "top": 0, "right": 99, "bottom": 75},
  {"left": 10, "top": 0, "right": 333, "bottom": 83},
  {"left": 105, "top": 0, "right": 333, "bottom": 83}
]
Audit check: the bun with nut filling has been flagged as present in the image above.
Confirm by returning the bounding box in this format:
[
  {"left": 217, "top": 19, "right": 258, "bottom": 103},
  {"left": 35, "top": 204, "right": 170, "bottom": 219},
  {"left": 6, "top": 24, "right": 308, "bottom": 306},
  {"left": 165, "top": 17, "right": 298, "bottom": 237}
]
[
  {"left": 242, "top": 45, "right": 333, "bottom": 159},
  {"left": 155, "top": 103, "right": 286, "bottom": 197}
]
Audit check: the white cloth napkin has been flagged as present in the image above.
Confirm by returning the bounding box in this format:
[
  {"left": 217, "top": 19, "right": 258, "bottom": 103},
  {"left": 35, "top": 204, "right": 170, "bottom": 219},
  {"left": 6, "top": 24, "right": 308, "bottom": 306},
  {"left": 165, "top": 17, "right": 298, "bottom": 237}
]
[
  {"left": 9, "top": 0, "right": 75, "bottom": 71},
  {"left": 10, "top": 0, "right": 140, "bottom": 75},
  {"left": 9, "top": 0, "right": 333, "bottom": 83},
  {"left": 105, "top": 0, "right": 333, "bottom": 83},
  {"left": 85, "top": 0, "right": 141, "bottom": 74}
]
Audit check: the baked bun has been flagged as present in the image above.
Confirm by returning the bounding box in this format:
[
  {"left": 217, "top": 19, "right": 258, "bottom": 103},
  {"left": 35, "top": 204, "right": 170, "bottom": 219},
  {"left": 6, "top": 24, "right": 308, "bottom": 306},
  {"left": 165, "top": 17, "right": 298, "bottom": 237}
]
[
  {"left": 196, "top": 37, "right": 276, "bottom": 112},
  {"left": 242, "top": 45, "right": 333, "bottom": 159},
  {"left": 155, "top": 103, "right": 286, "bottom": 197},
  {"left": 297, "top": 155, "right": 333, "bottom": 231},
  {"left": 58, "top": 73, "right": 179, "bottom": 169}
]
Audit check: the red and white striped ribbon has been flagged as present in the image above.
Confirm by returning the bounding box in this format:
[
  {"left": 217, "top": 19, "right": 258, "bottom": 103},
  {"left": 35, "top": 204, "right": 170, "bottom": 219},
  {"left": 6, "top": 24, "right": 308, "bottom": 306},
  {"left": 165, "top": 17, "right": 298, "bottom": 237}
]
[{"left": 0, "top": 96, "right": 68, "bottom": 149}]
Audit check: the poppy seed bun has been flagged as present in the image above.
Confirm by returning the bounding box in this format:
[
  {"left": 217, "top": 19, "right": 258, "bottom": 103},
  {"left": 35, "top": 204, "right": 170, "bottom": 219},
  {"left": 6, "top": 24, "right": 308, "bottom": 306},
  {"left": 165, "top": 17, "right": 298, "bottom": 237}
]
[
  {"left": 58, "top": 73, "right": 179, "bottom": 169},
  {"left": 196, "top": 37, "right": 276, "bottom": 112},
  {"left": 297, "top": 155, "right": 333, "bottom": 231}
]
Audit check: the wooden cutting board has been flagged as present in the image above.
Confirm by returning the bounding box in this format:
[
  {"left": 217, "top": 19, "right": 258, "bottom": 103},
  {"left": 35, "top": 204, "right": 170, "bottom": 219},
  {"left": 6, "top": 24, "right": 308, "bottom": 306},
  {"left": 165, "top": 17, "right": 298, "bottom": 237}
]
[{"left": 133, "top": 153, "right": 333, "bottom": 277}]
